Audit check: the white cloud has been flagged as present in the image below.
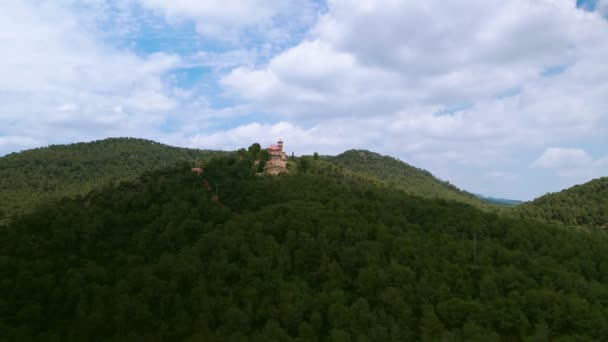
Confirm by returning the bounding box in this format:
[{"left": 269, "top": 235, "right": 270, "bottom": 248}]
[
  {"left": 597, "top": 156, "right": 608, "bottom": 167},
  {"left": 531, "top": 147, "right": 593, "bottom": 169},
  {"left": 215, "top": 0, "right": 608, "bottom": 198},
  {"left": 531, "top": 147, "right": 608, "bottom": 183},
  {"left": 221, "top": 40, "right": 405, "bottom": 119},
  {"left": 597, "top": 0, "right": 608, "bottom": 16},
  {"left": 0, "top": 136, "right": 42, "bottom": 153},
  {"left": 186, "top": 120, "right": 376, "bottom": 155},
  {"left": 1, "top": 0, "right": 607, "bottom": 200},
  {"left": 187, "top": 49, "right": 261, "bottom": 70},
  {"left": 138, "top": 0, "right": 280, "bottom": 27},
  {"left": 0, "top": 1, "right": 186, "bottom": 154},
  {"left": 57, "top": 103, "right": 78, "bottom": 112},
  {"left": 223, "top": 0, "right": 591, "bottom": 109},
  {"left": 223, "top": 0, "right": 608, "bottom": 122},
  {"left": 125, "top": 90, "right": 177, "bottom": 112},
  {"left": 484, "top": 171, "right": 519, "bottom": 182},
  {"left": 136, "top": 0, "right": 318, "bottom": 43}
]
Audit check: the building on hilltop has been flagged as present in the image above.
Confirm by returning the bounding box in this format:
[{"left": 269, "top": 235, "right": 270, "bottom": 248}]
[
  {"left": 267, "top": 139, "right": 287, "bottom": 161},
  {"left": 265, "top": 140, "right": 288, "bottom": 175}
]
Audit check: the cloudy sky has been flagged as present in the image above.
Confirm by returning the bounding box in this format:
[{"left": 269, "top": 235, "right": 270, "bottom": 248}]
[{"left": 1, "top": 0, "right": 607, "bottom": 200}]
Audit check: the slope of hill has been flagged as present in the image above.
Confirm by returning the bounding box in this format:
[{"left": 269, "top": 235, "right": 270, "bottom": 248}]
[
  {"left": 0, "top": 138, "right": 224, "bottom": 221},
  {"left": 513, "top": 177, "right": 608, "bottom": 229},
  {"left": 323, "top": 150, "right": 492, "bottom": 209},
  {"left": 2, "top": 153, "right": 608, "bottom": 340}
]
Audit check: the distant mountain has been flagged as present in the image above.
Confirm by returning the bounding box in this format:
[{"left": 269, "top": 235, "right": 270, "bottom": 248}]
[
  {"left": 3, "top": 152, "right": 608, "bottom": 340},
  {"left": 323, "top": 150, "right": 492, "bottom": 209},
  {"left": 513, "top": 177, "right": 608, "bottom": 229},
  {"left": 0, "top": 138, "right": 224, "bottom": 221},
  {"left": 474, "top": 194, "right": 523, "bottom": 206}
]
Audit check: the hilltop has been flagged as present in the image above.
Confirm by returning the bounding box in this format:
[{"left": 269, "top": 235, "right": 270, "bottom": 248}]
[
  {"left": 513, "top": 177, "right": 608, "bottom": 229},
  {"left": 323, "top": 150, "right": 492, "bottom": 209},
  {"left": 0, "top": 138, "right": 224, "bottom": 221},
  {"left": 3, "top": 153, "right": 608, "bottom": 340},
  {"left": 2, "top": 138, "right": 604, "bottom": 230},
  {"left": 0, "top": 141, "right": 496, "bottom": 223}
]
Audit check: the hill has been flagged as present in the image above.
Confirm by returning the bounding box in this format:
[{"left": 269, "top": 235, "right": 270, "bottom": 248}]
[
  {"left": 513, "top": 177, "right": 608, "bottom": 229},
  {"left": 0, "top": 138, "right": 224, "bottom": 221},
  {"left": 474, "top": 194, "right": 523, "bottom": 206},
  {"left": 2, "top": 152, "right": 608, "bottom": 340},
  {"left": 323, "top": 150, "right": 492, "bottom": 209},
  {"left": 0, "top": 142, "right": 497, "bottom": 223}
]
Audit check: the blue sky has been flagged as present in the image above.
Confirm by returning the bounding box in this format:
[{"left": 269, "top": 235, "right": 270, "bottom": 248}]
[{"left": 0, "top": 0, "right": 607, "bottom": 200}]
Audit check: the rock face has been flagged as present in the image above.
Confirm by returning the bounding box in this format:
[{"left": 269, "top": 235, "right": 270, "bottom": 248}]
[{"left": 264, "top": 159, "right": 288, "bottom": 175}]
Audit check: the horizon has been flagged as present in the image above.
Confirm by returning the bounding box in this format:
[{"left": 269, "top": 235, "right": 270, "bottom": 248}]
[
  {"left": 4, "top": 135, "right": 605, "bottom": 202},
  {"left": 1, "top": 1, "right": 607, "bottom": 200}
]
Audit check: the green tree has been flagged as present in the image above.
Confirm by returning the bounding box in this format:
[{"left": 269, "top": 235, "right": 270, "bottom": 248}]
[
  {"left": 259, "top": 149, "right": 270, "bottom": 162},
  {"left": 421, "top": 305, "right": 444, "bottom": 341},
  {"left": 298, "top": 157, "right": 310, "bottom": 173},
  {"left": 248, "top": 143, "right": 261, "bottom": 157}
]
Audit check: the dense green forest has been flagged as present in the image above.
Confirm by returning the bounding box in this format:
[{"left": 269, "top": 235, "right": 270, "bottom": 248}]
[
  {"left": 3, "top": 150, "right": 608, "bottom": 341},
  {"left": 513, "top": 177, "right": 608, "bottom": 229},
  {"left": 0, "top": 138, "right": 224, "bottom": 222},
  {"left": 2, "top": 138, "right": 605, "bottom": 230},
  {"left": 323, "top": 150, "right": 493, "bottom": 209}
]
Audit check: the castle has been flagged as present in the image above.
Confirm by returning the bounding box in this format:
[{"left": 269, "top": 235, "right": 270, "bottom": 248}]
[
  {"left": 265, "top": 140, "right": 288, "bottom": 175},
  {"left": 267, "top": 140, "right": 287, "bottom": 161}
]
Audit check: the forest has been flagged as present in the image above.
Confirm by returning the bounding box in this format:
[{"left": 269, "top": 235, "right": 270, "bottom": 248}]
[
  {"left": 2, "top": 146, "right": 608, "bottom": 341},
  {"left": 0, "top": 138, "right": 223, "bottom": 222},
  {"left": 513, "top": 177, "right": 608, "bottom": 229},
  {"left": 322, "top": 150, "right": 493, "bottom": 210}
]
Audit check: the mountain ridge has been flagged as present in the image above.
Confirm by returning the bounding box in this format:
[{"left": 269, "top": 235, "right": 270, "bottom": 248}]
[
  {"left": 322, "top": 149, "right": 493, "bottom": 209},
  {"left": 513, "top": 176, "right": 608, "bottom": 229},
  {"left": 2, "top": 138, "right": 605, "bottom": 229},
  {"left": 0, "top": 139, "right": 494, "bottom": 221},
  {"left": 0, "top": 137, "right": 224, "bottom": 221}
]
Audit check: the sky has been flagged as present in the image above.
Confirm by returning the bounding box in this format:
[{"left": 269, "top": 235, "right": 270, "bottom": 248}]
[{"left": 0, "top": 0, "right": 607, "bottom": 200}]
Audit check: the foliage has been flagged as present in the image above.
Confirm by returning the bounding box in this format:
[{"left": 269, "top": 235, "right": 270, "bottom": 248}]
[
  {"left": 0, "top": 138, "right": 224, "bottom": 221},
  {"left": 2, "top": 154, "right": 608, "bottom": 340},
  {"left": 298, "top": 157, "right": 311, "bottom": 173},
  {"left": 323, "top": 150, "right": 494, "bottom": 210},
  {"left": 513, "top": 177, "right": 608, "bottom": 229},
  {"left": 248, "top": 143, "right": 262, "bottom": 157}
]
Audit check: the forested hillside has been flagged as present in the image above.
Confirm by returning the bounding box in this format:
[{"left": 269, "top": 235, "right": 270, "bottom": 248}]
[
  {"left": 323, "top": 150, "right": 492, "bottom": 209},
  {"left": 0, "top": 138, "right": 224, "bottom": 221},
  {"left": 3, "top": 152, "right": 608, "bottom": 341},
  {"left": 513, "top": 177, "right": 608, "bottom": 229}
]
